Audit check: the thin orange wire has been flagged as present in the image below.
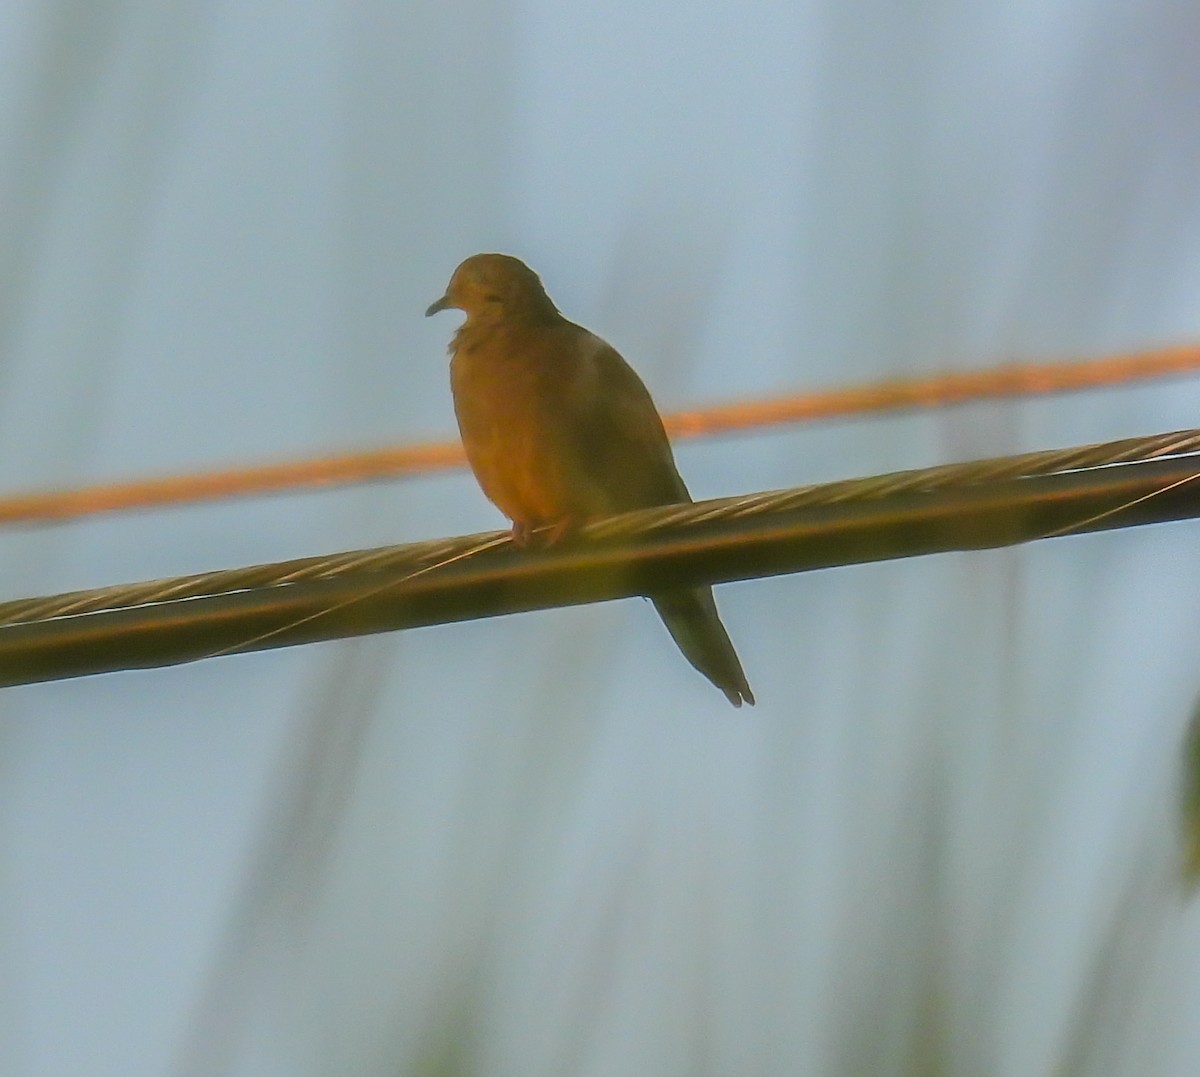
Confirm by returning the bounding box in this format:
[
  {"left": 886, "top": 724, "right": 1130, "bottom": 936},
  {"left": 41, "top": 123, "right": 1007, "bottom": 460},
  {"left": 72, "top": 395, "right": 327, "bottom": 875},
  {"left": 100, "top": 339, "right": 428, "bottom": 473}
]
[{"left": 2, "top": 342, "right": 1198, "bottom": 526}]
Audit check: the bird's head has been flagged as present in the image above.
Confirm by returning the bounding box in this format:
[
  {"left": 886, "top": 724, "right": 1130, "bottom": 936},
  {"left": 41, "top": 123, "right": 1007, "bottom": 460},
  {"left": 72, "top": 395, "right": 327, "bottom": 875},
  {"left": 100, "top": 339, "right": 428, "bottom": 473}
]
[{"left": 425, "top": 253, "right": 557, "bottom": 323}]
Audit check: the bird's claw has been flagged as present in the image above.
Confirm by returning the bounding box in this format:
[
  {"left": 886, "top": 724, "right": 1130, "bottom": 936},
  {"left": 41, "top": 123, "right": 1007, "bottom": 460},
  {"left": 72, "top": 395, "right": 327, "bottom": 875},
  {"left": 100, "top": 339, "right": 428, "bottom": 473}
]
[{"left": 510, "top": 519, "right": 574, "bottom": 549}]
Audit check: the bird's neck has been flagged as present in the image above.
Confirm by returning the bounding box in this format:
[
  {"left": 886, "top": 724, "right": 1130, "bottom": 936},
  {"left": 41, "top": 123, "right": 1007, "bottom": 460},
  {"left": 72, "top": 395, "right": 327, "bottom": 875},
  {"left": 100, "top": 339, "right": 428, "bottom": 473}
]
[
  {"left": 453, "top": 301, "right": 562, "bottom": 351},
  {"left": 504, "top": 295, "right": 562, "bottom": 326}
]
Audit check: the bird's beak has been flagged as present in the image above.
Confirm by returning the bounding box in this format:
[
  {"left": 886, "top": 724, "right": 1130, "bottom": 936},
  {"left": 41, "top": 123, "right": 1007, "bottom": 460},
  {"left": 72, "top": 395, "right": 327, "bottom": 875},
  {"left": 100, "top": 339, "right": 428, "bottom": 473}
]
[{"left": 425, "top": 295, "right": 452, "bottom": 317}]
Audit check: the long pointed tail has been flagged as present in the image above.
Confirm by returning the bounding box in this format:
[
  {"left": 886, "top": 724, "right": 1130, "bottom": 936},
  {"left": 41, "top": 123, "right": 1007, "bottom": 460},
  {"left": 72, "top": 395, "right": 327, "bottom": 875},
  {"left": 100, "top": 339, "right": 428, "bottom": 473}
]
[{"left": 651, "top": 588, "right": 755, "bottom": 707}]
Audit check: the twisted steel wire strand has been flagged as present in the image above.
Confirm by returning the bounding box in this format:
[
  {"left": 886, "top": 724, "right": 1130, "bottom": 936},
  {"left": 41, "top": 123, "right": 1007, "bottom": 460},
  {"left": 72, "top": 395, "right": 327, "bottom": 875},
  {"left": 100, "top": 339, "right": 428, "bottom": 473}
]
[{"left": 3, "top": 426, "right": 1200, "bottom": 629}]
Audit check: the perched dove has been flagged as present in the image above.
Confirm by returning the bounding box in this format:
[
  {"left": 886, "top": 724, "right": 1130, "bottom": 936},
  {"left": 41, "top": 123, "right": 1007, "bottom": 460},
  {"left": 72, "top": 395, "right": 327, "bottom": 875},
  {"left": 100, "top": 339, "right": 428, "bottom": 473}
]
[{"left": 427, "top": 253, "right": 754, "bottom": 706}]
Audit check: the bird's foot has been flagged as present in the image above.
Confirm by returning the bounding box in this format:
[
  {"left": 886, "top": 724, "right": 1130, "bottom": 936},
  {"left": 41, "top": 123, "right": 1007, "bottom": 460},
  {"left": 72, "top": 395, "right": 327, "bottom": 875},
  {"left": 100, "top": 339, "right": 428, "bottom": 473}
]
[
  {"left": 540, "top": 518, "right": 576, "bottom": 547},
  {"left": 510, "top": 519, "right": 575, "bottom": 549}
]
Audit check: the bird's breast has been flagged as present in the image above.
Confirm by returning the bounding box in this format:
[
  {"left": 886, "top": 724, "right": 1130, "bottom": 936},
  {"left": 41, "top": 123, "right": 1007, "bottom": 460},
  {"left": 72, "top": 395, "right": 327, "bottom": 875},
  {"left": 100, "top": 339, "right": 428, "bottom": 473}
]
[{"left": 449, "top": 339, "right": 582, "bottom": 526}]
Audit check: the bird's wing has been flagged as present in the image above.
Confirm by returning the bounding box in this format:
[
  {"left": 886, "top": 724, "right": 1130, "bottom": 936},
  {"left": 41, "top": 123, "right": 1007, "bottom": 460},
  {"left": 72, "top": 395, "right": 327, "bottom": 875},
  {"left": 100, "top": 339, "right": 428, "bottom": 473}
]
[{"left": 555, "top": 325, "right": 691, "bottom": 512}]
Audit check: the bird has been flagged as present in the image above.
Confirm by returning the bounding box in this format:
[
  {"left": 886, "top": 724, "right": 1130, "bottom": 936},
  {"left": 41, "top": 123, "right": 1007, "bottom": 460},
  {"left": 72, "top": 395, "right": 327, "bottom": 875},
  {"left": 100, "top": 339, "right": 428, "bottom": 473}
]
[{"left": 426, "top": 253, "right": 754, "bottom": 707}]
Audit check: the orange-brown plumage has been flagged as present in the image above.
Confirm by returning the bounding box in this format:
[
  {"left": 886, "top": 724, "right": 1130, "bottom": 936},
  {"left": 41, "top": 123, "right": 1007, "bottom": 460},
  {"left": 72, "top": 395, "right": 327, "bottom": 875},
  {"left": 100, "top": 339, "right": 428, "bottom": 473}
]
[{"left": 427, "top": 253, "right": 754, "bottom": 706}]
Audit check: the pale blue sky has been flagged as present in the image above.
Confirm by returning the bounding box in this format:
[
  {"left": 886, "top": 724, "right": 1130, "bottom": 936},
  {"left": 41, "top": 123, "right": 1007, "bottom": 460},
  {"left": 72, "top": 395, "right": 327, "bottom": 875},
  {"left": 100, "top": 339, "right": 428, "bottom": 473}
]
[{"left": 2, "top": 2, "right": 1200, "bottom": 1074}]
